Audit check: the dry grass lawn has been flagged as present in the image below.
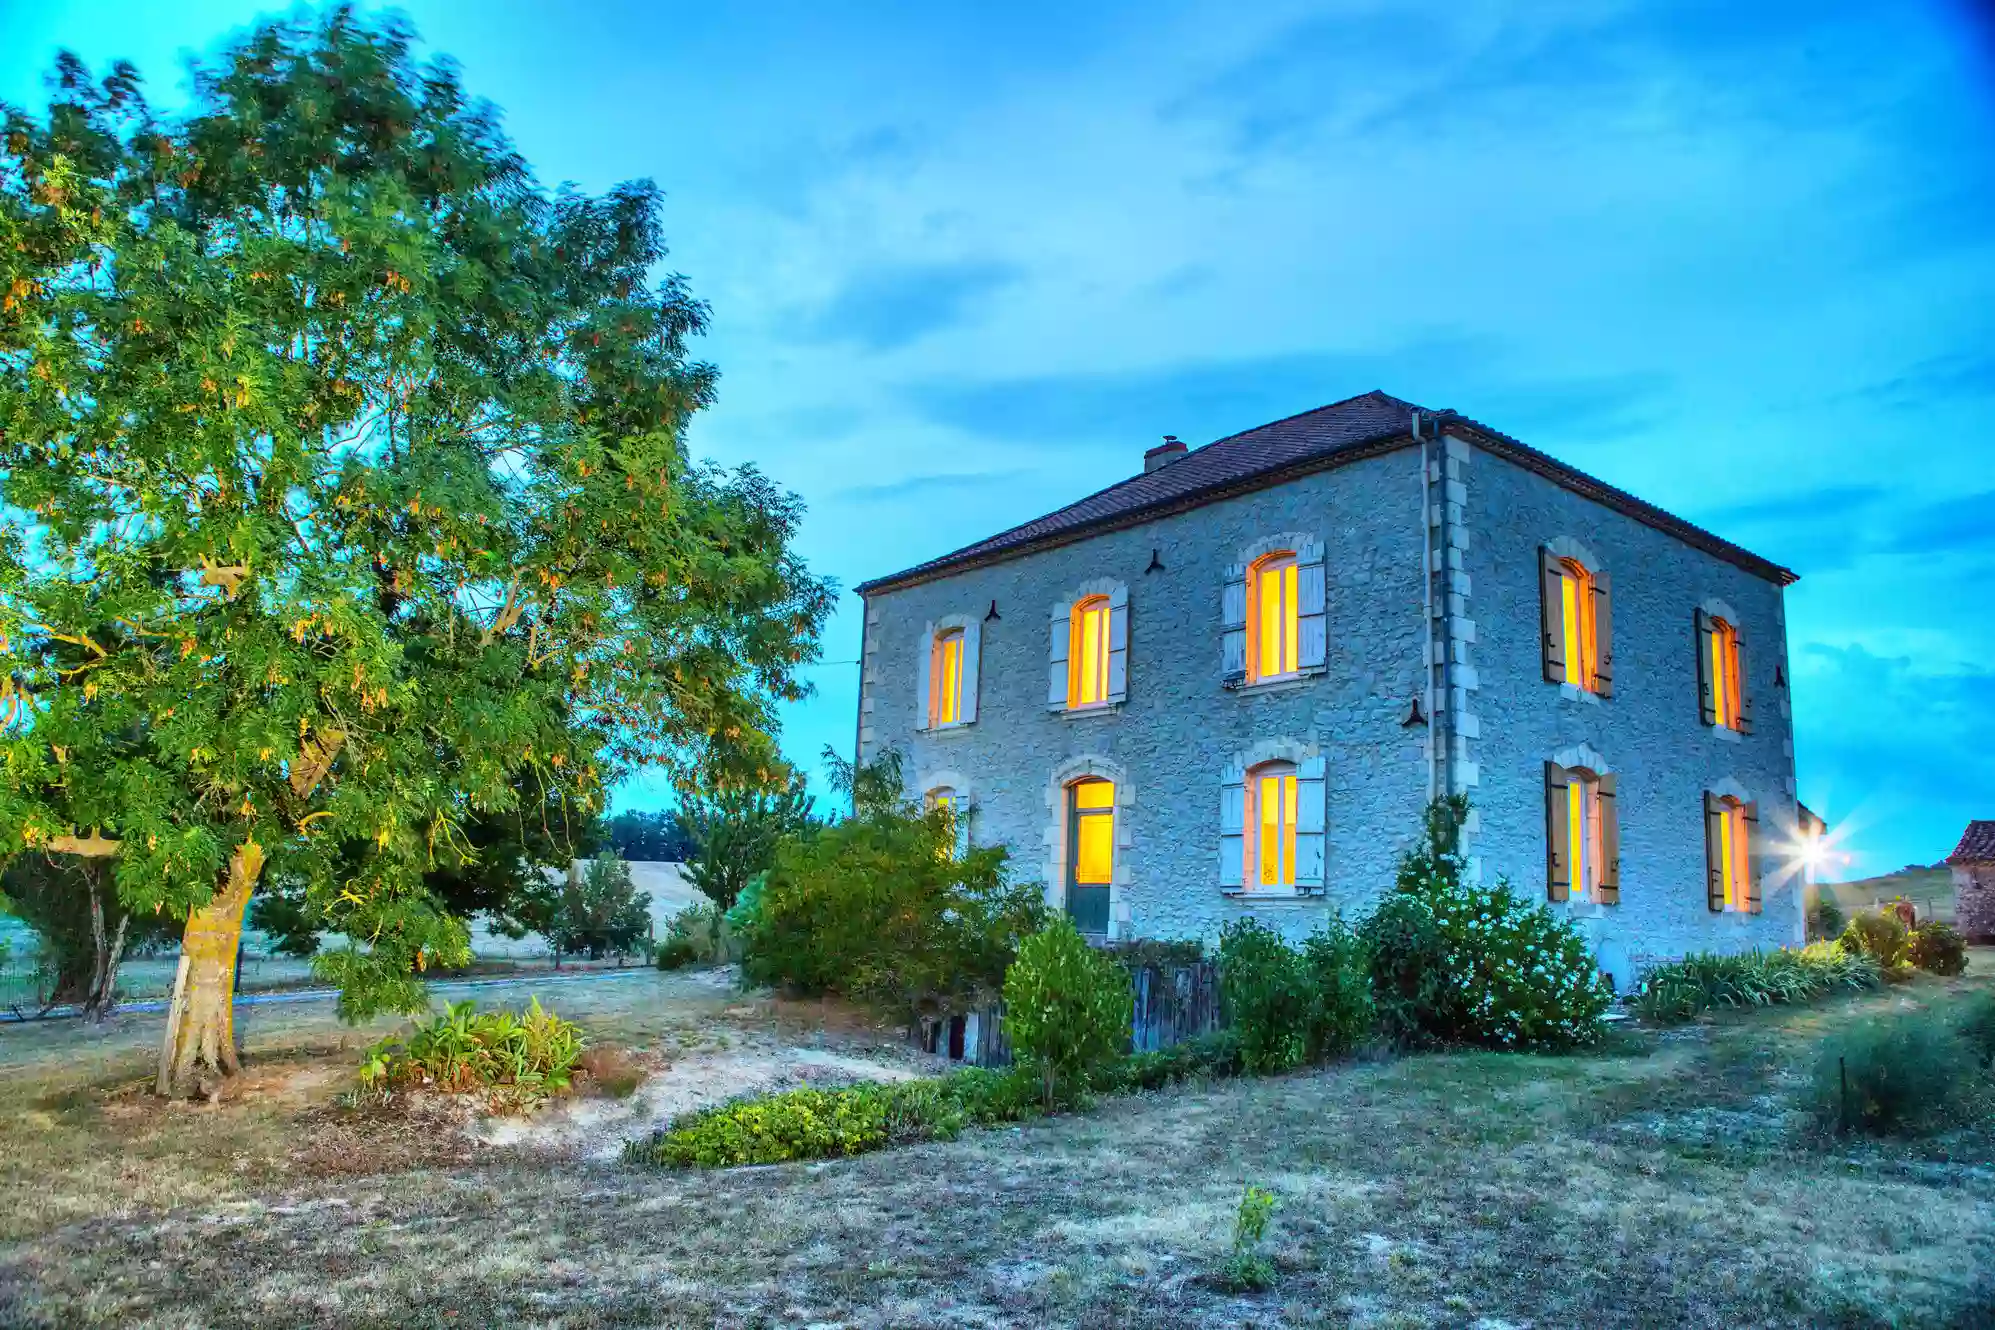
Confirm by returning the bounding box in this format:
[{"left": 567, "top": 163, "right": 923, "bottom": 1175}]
[{"left": 1, "top": 960, "right": 1992, "bottom": 1328}]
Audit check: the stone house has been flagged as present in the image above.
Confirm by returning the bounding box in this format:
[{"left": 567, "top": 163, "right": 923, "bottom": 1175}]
[
  {"left": 852, "top": 391, "right": 1807, "bottom": 987},
  {"left": 1947, "top": 821, "right": 1995, "bottom": 942}
]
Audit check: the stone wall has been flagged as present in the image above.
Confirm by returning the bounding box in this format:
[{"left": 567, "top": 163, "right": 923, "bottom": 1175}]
[{"left": 1956, "top": 863, "right": 1995, "bottom": 943}]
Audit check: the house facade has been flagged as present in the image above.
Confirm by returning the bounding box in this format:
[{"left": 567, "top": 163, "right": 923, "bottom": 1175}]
[
  {"left": 1947, "top": 821, "right": 1995, "bottom": 942},
  {"left": 853, "top": 392, "right": 1806, "bottom": 987}
]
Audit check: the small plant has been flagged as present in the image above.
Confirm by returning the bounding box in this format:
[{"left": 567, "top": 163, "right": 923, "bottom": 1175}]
[
  {"left": 1810, "top": 1007, "right": 1978, "bottom": 1137},
  {"left": 1003, "top": 916, "right": 1134, "bottom": 1106},
  {"left": 1907, "top": 922, "right": 1968, "bottom": 977},
  {"left": 1218, "top": 1185, "right": 1280, "bottom": 1292},
  {"left": 655, "top": 901, "right": 732, "bottom": 971},
  {"left": 1840, "top": 907, "right": 1912, "bottom": 972},
  {"left": 358, "top": 998, "right": 585, "bottom": 1112},
  {"left": 1807, "top": 894, "right": 1846, "bottom": 942},
  {"left": 1632, "top": 943, "right": 1882, "bottom": 1024},
  {"left": 1958, "top": 989, "right": 1995, "bottom": 1069},
  {"left": 1217, "top": 920, "right": 1311, "bottom": 1073}
]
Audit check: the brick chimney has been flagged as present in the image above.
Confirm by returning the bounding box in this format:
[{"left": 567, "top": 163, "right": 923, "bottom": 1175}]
[{"left": 1144, "top": 435, "right": 1187, "bottom": 474}]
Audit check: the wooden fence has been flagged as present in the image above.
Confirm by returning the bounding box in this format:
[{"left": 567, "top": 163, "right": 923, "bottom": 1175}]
[{"left": 914, "top": 961, "right": 1221, "bottom": 1068}]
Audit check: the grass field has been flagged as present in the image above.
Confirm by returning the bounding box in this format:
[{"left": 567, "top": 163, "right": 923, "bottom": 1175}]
[{"left": 1, "top": 957, "right": 1991, "bottom": 1328}]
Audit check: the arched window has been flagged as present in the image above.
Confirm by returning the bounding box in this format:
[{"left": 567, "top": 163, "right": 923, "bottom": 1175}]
[
  {"left": 1246, "top": 760, "right": 1298, "bottom": 889},
  {"left": 1249, "top": 551, "right": 1299, "bottom": 682},
  {"left": 1069, "top": 595, "right": 1112, "bottom": 707},
  {"left": 1066, "top": 777, "right": 1115, "bottom": 933},
  {"left": 1538, "top": 547, "right": 1613, "bottom": 695},
  {"left": 929, "top": 628, "right": 964, "bottom": 727},
  {"left": 1704, "top": 792, "right": 1758, "bottom": 912},
  {"left": 1545, "top": 763, "right": 1620, "bottom": 904},
  {"left": 1557, "top": 560, "right": 1596, "bottom": 689}
]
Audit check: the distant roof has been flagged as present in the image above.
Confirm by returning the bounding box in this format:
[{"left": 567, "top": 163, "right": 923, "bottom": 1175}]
[
  {"left": 854, "top": 389, "right": 1798, "bottom": 594},
  {"left": 1947, "top": 821, "right": 1995, "bottom": 864}
]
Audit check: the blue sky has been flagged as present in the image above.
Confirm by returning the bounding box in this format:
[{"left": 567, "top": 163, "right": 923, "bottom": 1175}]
[{"left": 6, "top": 1, "right": 1993, "bottom": 879}]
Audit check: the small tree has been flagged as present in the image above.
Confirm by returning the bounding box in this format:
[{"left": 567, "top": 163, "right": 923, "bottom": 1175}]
[
  {"left": 1003, "top": 916, "right": 1133, "bottom": 1107},
  {"left": 682, "top": 775, "right": 815, "bottom": 910},
  {"left": 1, "top": 852, "right": 178, "bottom": 1018},
  {"left": 547, "top": 853, "right": 651, "bottom": 962}
]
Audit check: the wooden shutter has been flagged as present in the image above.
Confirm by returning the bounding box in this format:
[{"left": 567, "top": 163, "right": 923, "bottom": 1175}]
[
  {"left": 1218, "top": 762, "right": 1245, "bottom": 888},
  {"left": 1595, "top": 773, "right": 1620, "bottom": 904},
  {"left": 958, "top": 620, "right": 981, "bottom": 724},
  {"left": 1297, "top": 541, "right": 1327, "bottom": 672},
  {"left": 1544, "top": 762, "right": 1571, "bottom": 902},
  {"left": 1106, "top": 585, "right": 1129, "bottom": 704},
  {"left": 1591, "top": 569, "right": 1614, "bottom": 698},
  {"left": 1221, "top": 563, "right": 1247, "bottom": 687},
  {"left": 1734, "top": 632, "right": 1754, "bottom": 734},
  {"left": 1695, "top": 609, "right": 1718, "bottom": 726},
  {"left": 1540, "top": 547, "right": 1567, "bottom": 684},
  {"left": 1294, "top": 754, "right": 1327, "bottom": 892},
  {"left": 1704, "top": 792, "right": 1727, "bottom": 912},
  {"left": 1742, "top": 800, "right": 1761, "bottom": 912},
  {"left": 918, "top": 623, "right": 936, "bottom": 729},
  {"left": 1047, "top": 606, "right": 1070, "bottom": 708}
]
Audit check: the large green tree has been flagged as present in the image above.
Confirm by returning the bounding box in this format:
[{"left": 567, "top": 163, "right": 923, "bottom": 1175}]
[{"left": 0, "top": 11, "right": 833, "bottom": 1096}]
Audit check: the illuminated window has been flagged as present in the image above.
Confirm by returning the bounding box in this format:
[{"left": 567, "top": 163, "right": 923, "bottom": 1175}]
[
  {"left": 1714, "top": 796, "right": 1752, "bottom": 910},
  {"left": 1709, "top": 617, "right": 1742, "bottom": 730},
  {"left": 929, "top": 628, "right": 964, "bottom": 727},
  {"left": 1557, "top": 559, "right": 1598, "bottom": 691},
  {"left": 1546, "top": 763, "right": 1620, "bottom": 905},
  {"left": 1066, "top": 778, "right": 1114, "bottom": 933},
  {"left": 927, "top": 787, "right": 960, "bottom": 858},
  {"left": 1246, "top": 761, "right": 1299, "bottom": 889},
  {"left": 1069, "top": 596, "right": 1111, "bottom": 707},
  {"left": 1249, "top": 552, "right": 1300, "bottom": 681}
]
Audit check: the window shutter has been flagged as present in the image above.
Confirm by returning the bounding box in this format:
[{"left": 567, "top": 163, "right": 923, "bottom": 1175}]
[
  {"left": 1591, "top": 569, "right": 1614, "bottom": 698},
  {"left": 1695, "top": 609, "right": 1717, "bottom": 726},
  {"left": 1742, "top": 800, "right": 1761, "bottom": 912},
  {"left": 1704, "top": 792, "right": 1726, "bottom": 912},
  {"left": 918, "top": 622, "right": 936, "bottom": 730},
  {"left": 958, "top": 620, "right": 981, "bottom": 724},
  {"left": 1294, "top": 754, "right": 1327, "bottom": 891},
  {"left": 1595, "top": 773, "right": 1620, "bottom": 904},
  {"left": 1221, "top": 564, "right": 1247, "bottom": 687},
  {"left": 1106, "top": 584, "right": 1129, "bottom": 704},
  {"left": 1218, "top": 762, "right": 1245, "bottom": 888},
  {"left": 1540, "top": 547, "right": 1566, "bottom": 684},
  {"left": 1734, "top": 633, "right": 1754, "bottom": 734},
  {"left": 1544, "top": 762, "right": 1571, "bottom": 902},
  {"left": 1047, "top": 607, "right": 1070, "bottom": 709},
  {"left": 1297, "top": 541, "right": 1327, "bottom": 672}
]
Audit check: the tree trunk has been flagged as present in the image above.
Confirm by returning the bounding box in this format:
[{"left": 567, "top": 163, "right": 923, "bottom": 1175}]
[
  {"left": 84, "top": 913, "right": 129, "bottom": 1022},
  {"left": 156, "top": 840, "right": 265, "bottom": 1098}
]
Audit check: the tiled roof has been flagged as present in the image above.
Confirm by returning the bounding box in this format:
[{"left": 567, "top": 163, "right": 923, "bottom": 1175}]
[
  {"left": 1947, "top": 821, "right": 1995, "bottom": 864},
  {"left": 854, "top": 389, "right": 1797, "bottom": 593}
]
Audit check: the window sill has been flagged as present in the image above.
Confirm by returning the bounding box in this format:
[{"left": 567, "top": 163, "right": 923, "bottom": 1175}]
[
  {"left": 1221, "top": 887, "right": 1324, "bottom": 901},
  {"left": 1706, "top": 724, "right": 1742, "bottom": 743},
  {"left": 1056, "top": 702, "right": 1123, "bottom": 721},
  {"left": 1227, "top": 672, "right": 1320, "bottom": 698},
  {"left": 916, "top": 722, "right": 976, "bottom": 740},
  {"left": 1558, "top": 683, "right": 1603, "bottom": 706}
]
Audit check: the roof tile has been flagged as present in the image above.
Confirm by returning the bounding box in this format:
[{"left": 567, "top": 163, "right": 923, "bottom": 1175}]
[{"left": 1947, "top": 820, "right": 1995, "bottom": 864}]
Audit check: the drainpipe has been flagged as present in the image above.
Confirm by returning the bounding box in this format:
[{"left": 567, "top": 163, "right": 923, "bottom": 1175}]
[
  {"left": 1418, "top": 428, "right": 1436, "bottom": 803},
  {"left": 1415, "top": 411, "right": 1452, "bottom": 803},
  {"left": 851, "top": 593, "right": 869, "bottom": 818}
]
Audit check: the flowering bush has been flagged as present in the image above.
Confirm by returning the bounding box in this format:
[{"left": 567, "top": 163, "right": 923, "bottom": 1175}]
[{"left": 1362, "top": 796, "right": 1610, "bottom": 1050}]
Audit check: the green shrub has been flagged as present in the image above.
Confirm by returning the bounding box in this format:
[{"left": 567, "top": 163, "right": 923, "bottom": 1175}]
[
  {"left": 1003, "top": 916, "right": 1134, "bottom": 1105},
  {"left": 1840, "top": 907, "right": 1911, "bottom": 969},
  {"left": 1632, "top": 942, "right": 1882, "bottom": 1024},
  {"left": 1810, "top": 1007, "right": 1979, "bottom": 1137},
  {"left": 1360, "top": 796, "right": 1610, "bottom": 1050},
  {"left": 655, "top": 901, "right": 732, "bottom": 971},
  {"left": 1217, "top": 920, "right": 1311, "bottom": 1073},
  {"left": 739, "top": 758, "right": 1045, "bottom": 1022},
  {"left": 628, "top": 1064, "right": 1044, "bottom": 1168},
  {"left": 1301, "top": 916, "right": 1374, "bottom": 1061},
  {"left": 1807, "top": 893, "right": 1846, "bottom": 943},
  {"left": 359, "top": 998, "right": 584, "bottom": 1111},
  {"left": 1114, "top": 1030, "right": 1245, "bottom": 1091},
  {"left": 682, "top": 774, "right": 817, "bottom": 911},
  {"left": 1958, "top": 990, "right": 1995, "bottom": 1069},
  {"left": 1217, "top": 1185, "right": 1280, "bottom": 1292},
  {"left": 1907, "top": 922, "right": 1969, "bottom": 977},
  {"left": 547, "top": 853, "right": 652, "bottom": 962}
]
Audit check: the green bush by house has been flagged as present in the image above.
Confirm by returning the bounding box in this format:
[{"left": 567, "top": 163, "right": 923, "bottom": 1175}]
[
  {"left": 1003, "top": 915, "right": 1134, "bottom": 1105},
  {"left": 1632, "top": 943, "right": 1882, "bottom": 1024},
  {"left": 1907, "top": 922, "right": 1969, "bottom": 977}
]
